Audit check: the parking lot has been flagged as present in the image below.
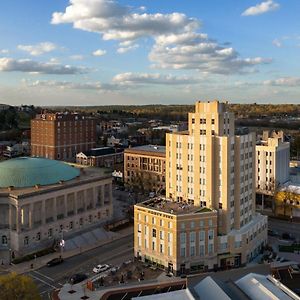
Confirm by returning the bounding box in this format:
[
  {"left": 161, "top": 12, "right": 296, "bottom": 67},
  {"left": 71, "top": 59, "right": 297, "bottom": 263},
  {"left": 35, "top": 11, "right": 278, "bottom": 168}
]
[{"left": 272, "top": 265, "right": 300, "bottom": 295}]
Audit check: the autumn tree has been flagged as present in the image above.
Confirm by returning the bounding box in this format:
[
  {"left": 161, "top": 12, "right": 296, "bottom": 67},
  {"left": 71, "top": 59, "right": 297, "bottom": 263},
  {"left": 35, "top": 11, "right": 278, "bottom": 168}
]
[{"left": 0, "top": 272, "right": 41, "bottom": 300}]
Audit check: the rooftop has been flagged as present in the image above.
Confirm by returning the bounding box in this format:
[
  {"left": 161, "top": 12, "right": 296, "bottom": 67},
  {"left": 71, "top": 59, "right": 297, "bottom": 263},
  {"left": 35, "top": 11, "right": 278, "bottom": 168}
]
[
  {"left": 0, "top": 157, "right": 80, "bottom": 188},
  {"left": 0, "top": 160, "right": 111, "bottom": 197},
  {"left": 125, "top": 145, "right": 166, "bottom": 155},
  {"left": 136, "top": 198, "right": 214, "bottom": 215}
]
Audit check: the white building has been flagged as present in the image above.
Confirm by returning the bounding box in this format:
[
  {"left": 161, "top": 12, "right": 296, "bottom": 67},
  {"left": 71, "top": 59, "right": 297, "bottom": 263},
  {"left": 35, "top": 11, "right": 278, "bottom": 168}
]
[
  {"left": 256, "top": 130, "right": 290, "bottom": 194},
  {"left": 0, "top": 157, "right": 113, "bottom": 263}
]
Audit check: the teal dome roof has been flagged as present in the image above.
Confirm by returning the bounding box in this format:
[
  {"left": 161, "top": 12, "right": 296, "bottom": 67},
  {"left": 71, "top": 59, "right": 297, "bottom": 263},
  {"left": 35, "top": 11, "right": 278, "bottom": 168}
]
[{"left": 0, "top": 157, "right": 80, "bottom": 188}]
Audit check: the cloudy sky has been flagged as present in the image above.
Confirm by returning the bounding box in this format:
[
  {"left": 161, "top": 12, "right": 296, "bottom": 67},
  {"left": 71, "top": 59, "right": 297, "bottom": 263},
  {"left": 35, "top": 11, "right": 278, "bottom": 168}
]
[{"left": 0, "top": 0, "right": 300, "bottom": 106}]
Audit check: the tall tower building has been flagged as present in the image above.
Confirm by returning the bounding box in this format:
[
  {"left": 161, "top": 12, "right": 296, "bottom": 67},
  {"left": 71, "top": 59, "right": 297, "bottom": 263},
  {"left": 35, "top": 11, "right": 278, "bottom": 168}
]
[
  {"left": 31, "top": 113, "right": 96, "bottom": 161},
  {"left": 166, "top": 101, "right": 255, "bottom": 235},
  {"left": 134, "top": 101, "right": 267, "bottom": 274}
]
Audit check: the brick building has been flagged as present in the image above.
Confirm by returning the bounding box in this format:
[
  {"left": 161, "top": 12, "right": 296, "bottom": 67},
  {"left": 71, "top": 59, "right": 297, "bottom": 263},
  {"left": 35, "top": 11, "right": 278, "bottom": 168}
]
[
  {"left": 124, "top": 145, "right": 166, "bottom": 192},
  {"left": 31, "top": 113, "right": 96, "bottom": 161}
]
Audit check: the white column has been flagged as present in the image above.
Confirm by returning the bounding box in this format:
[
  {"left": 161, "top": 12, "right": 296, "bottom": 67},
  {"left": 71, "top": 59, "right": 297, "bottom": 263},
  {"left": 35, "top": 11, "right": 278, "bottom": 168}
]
[
  {"left": 29, "top": 203, "right": 34, "bottom": 229},
  {"left": 53, "top": 198, "right": 57, "bottom": 221},
  {"left": 41, "top": 200, "right": 46, "bottom": 225}
]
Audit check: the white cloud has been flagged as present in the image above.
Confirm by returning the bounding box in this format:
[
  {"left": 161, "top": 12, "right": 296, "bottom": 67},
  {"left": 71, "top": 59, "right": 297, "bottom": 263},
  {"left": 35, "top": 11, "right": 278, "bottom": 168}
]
[
  {"left": 112, "top": 72, "right": 199, "bottom": 85},
  {"left": 0, "top": 57, "right": 88, "bottom": 74},
  {"left": 272, "top": 39, "right": 282, "bottom": 47},
  {"left": 17, "top": 42, "right": 58, "bottom": 56},
  {"left": 263, "top": 77, "right": 300, "bottom": 86},
  {"left": 70, "top": 54, "right": 85, "bottom": 60},
  {"left": 117, "top": 44, "right": 139, "bottom": 54},
  {"left": 25, "top": 79, "right": 123, "bottom": 91},
  {"left": 52, "top": 0, "right": 271, "bottom": 75},
  {"left": 149, "top": 36, "right": 272, "bottom": 74},
  {"left": 242, "top": 0, "right": 279, "bottom": 16},
  {"left": 0, "top": 49, "right": 9, "bottom": 54},
  {"left": 51, "top": 0, "right": 198, "bottom": 42},
  {"left": 92, "top": 49, "right": 106, "bottom": 56}
]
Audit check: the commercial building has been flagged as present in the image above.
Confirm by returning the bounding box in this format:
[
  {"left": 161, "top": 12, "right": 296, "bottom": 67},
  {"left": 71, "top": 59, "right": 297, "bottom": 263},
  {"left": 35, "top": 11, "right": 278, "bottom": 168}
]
[
  {"left": 76, "top": 147, "right": 124, "bottom": 168},
  {"left": 0, "top": 157, "right": 113, "bottom": 263},
  {"left": 31, "top": 113, "right": 96, "bottom": 161},
  {"left": 134, "top": 101, "right": 267, "bottom": 275},
  {"left": 256, "top": 130, "right": 290, "bottom": 194},
  {"left": 124, "top": 145, "right": 166, "bottom": 192}
]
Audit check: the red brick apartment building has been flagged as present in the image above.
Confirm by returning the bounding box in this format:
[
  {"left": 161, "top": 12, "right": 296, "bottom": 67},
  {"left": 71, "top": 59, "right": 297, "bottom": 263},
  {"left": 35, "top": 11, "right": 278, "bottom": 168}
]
[{"left": 31, "top": 113, "right": 96, "bottom": 161}]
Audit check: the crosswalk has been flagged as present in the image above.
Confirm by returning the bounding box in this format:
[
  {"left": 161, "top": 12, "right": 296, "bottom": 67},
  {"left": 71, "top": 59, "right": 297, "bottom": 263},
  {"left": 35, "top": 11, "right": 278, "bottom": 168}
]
[{"left": 27, "top": 270, "right": 62, "bottom": 299}]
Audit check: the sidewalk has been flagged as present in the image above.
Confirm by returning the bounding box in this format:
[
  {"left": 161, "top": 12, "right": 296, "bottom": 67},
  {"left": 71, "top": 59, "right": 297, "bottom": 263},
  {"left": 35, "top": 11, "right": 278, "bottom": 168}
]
[{"left": 0, "top": 226, "right": 133, "bottom": 274}]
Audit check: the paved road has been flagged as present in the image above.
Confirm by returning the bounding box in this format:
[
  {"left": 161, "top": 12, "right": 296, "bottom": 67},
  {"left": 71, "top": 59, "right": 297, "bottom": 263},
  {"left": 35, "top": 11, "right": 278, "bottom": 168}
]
[
  {"left": 268, "top": 218, "right": 300, "bottom": 240},
  {"left": 26, "top": 234, "right": 134, "bottom": 299}
]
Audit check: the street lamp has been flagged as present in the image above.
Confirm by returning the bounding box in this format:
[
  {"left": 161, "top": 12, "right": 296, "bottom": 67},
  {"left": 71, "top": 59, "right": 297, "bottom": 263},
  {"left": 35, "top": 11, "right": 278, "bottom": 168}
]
[{"left": 59, "top": 229, "right": 67, "bottom": 258}]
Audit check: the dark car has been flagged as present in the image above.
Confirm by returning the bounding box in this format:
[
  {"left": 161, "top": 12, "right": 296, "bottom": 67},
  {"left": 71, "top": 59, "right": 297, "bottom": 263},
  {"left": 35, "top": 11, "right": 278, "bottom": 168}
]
[
  {"left": 69, "top": 273, "right": 88, "bottom": 284},
  {"left": 46, "top": 257, "right": 64, "bottom": 267},
  {"left": 282, "top": 232, "right": 296, "bottom": 240}
]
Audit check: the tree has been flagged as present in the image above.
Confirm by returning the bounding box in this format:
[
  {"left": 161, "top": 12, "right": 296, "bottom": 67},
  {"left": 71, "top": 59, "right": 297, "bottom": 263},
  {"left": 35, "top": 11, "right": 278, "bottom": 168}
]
[{"left": 0, "top": 272, "right": 41, "bottom": 300}]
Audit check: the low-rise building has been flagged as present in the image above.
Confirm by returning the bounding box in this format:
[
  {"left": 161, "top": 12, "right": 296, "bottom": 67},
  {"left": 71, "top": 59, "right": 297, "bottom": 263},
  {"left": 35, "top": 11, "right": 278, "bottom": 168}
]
[
  {"left": 0, "top": 157, "right": 113, "bottom": 263},
  {"left": 76, "top": 147, "right": 124, "bottom": 168},
  {"left": 124, "top": 145, "right": 166, "bottom": 192},
  {"left": 134, "top": 198, "right": 267, "bottom": 275}
]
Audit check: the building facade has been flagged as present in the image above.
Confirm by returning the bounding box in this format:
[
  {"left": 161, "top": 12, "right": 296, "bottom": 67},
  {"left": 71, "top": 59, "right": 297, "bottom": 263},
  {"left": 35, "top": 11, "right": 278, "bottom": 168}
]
[
  {"left": 124, "top": 145, "right": 166, "bottom": 192},
  {"left": 31, "top": 113, "right": 96, "bottom": 161},
  {"left": 0, "top": 157, "right": 113, "bottom": 263},
  {"left": 134, "top": 101, "right": 267, "bottom": 274},
  {"left": 76, "top": 147, "right": 124, "bottom": 168},
  {"left": 256, "top": 130, "right": 290, "bottom": 194}
]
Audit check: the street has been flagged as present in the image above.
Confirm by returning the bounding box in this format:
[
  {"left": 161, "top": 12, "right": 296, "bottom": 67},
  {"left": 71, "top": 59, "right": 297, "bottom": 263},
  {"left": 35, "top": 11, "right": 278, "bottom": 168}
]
[
  {"left": 26, "top": 234, "right": 133, "bottom": 299},
  {"left": 268, "top": 218, "right": 300, "bottom": 240}
]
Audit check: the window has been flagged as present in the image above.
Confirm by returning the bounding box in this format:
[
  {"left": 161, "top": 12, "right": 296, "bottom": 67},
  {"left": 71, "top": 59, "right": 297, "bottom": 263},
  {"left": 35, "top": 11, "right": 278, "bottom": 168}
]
[
  {"left": 190, "top": 221, "right": 195, "bottom": 229},
  {"left": 208, "top": 244, "right": 213, "bottom": 254},
  {"left": 160, "top": 244, "right": 163, "bottom": 253},
  {"left": 181, "top": 222, "right": 185, "bottom": 230},
  {"left": 200, "top": 220, "right": 204, "bottom": 227},
  {"left": 208, "top": 219, "right": 213, "bottom": 227},
  {"left": 180, "top": 232, "right": 186, "bottom": 244},
  {"left": 190, "top": 231, "right": 196, "bottom": 243},
  {"left": 199, "top": 230, "right": 205, "bottom": 241},
  {"left": 2, "top": 235, "right": 8, "bottom": 245},
  {"left": 208, "top": 230, "right": 214, "bottom": 240},
  {"left": 190, "top": 245, "right": 195, "bottom": 256},
  {"left": 152, "top": 241, "right": 155, "bottom": 251},
  {"left": 24, "top": 236, "right": 29, "bottom": 246},
  {"left": 152, "top": 229, "right": 157, "bottom": 238},
  {"left": 160, "top": 231, "right": 164, "bottom": 240},
  {"left": 180, "top": 247, "right": 186, "bottom": 257},
  {"left": 212, "top": 119, "right": 215, "bottom": 125},
  {"left": 199, "top": 245, "right": 205, "bottom": 256}
]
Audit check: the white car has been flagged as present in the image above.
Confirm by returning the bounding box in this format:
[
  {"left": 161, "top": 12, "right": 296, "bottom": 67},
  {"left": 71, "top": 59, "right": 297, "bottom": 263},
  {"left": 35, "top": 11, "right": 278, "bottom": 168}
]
[{"left": 93, "top": 264, "right": 110, "bottom": 274}]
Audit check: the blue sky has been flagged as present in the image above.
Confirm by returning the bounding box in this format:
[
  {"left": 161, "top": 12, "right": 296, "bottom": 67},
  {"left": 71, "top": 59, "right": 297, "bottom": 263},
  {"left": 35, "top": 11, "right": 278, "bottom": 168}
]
[{"left": 0, "top": 0, "right": 299, "bottom": 106}]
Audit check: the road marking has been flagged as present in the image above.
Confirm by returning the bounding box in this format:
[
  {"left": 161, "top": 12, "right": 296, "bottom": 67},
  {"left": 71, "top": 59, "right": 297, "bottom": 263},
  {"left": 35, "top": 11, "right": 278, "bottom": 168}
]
[
  {"left": 33, "top": 270, "right": 55, "bottom": 282},
  {"left": 29, "top": 273, "right": 57, "bottom": 289}
]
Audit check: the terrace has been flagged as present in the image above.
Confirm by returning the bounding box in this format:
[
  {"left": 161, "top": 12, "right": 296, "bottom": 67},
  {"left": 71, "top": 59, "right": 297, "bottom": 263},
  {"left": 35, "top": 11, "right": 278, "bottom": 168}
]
[{"left": 137, "top": 197, "right": 213, "bottom": 215}]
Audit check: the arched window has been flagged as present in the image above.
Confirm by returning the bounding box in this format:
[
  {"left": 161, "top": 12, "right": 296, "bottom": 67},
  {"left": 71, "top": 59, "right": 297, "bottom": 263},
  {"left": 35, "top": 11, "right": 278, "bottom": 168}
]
[{"left": 2, "top": 235, "right": 7, "bottom": 245}]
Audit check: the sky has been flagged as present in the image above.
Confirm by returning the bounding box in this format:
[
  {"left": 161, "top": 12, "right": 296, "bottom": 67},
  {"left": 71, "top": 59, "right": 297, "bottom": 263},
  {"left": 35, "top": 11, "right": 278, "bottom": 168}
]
[{"left": 0, "top": 0, "right": 300, "bottom": 106}]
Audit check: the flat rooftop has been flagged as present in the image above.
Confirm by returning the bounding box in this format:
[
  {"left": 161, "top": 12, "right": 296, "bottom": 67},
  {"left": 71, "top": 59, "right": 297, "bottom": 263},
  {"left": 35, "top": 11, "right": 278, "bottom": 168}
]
[
  {"left": 136, "top": 198, "right": 214, "bottom": 215},
  {"left": 125, "top": 145, "right": 166, "bottom": 156},
  {"left": 0, "top": 165, "right": 111, "bottom": 198}
]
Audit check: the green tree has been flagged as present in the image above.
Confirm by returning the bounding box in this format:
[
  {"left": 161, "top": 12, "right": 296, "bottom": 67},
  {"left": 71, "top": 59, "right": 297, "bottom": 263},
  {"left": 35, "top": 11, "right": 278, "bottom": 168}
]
[{"left": 0, "top": 272, "right": 41, "bottom": 300}]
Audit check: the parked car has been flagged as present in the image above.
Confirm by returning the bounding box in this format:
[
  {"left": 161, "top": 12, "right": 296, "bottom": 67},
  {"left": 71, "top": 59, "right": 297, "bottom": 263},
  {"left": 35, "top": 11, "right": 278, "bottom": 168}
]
[
  {"left": 69, "top": 273, "right": 88, "bottom": 284},
  {"left": 289, "top": 264, "right": 300, "bottom": 274},
  {"left": 93, "top": 264, "right": 110, "bottom": 273},
  {"left": 282, "top": 232, "right": 296, "bottom": 241},
  {"left": 268, "top": 229, "right": 279, "bottom": 237},
  {"left": 46, "top": 257, "right": 64, "bottom": 267}
]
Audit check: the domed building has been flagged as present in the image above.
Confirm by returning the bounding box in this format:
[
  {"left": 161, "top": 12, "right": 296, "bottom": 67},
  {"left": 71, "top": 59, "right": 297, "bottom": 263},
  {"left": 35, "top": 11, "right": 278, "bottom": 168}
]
[{"left": 0, "top": 157, "right": 113, "bottom": 263}]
